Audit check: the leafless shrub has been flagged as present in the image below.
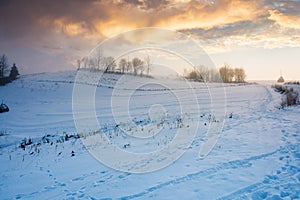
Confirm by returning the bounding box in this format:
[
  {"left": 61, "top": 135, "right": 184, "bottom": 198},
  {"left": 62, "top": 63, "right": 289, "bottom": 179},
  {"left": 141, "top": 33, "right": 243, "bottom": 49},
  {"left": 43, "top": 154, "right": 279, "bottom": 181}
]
[{"left": 274, "top": 84, "right": 299, "bottom": 109}]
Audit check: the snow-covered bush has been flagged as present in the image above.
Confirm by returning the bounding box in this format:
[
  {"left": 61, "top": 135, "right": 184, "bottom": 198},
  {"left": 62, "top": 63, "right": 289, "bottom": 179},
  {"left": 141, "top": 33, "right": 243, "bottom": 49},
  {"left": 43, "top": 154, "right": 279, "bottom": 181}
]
[
  {"left": 285, "top": 88, "right": 299, "bottom": 106},
  {"left": 275, "top": 85, "right": 299, "bottom": 109},
  {"left": 272, "top": 84, "right": 299, "bottom": 109}
]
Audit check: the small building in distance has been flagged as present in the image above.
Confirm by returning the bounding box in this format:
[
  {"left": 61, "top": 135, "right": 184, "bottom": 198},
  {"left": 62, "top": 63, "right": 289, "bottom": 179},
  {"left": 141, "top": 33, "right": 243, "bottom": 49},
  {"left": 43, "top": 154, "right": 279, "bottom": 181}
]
[
  {"left": 277, "top": 70, "right": 285, "bottom": 83},
  {"left": 277, "top": 75, "right": 284, "bottom": 83}
]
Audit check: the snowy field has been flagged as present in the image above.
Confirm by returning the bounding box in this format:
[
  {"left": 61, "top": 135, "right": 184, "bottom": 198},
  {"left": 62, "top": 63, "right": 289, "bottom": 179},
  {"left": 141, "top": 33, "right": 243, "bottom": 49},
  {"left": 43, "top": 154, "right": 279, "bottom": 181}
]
[{"left": 0, "top": 71, "right": 299, "bottom": 199}]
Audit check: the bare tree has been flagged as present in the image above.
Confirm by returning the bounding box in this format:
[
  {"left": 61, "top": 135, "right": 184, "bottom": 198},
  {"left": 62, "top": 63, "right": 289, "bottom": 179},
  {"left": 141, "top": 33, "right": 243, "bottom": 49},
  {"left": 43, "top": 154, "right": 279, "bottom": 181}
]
[
  {"left": 144, "top": 55, "right": 151, "bottom": 76},
  {"left": 94, "top": 48, "right": 103, "bottom": 70},
  {"left": 228, "top": 67, "right": 234, "bottom": 83},
  {"left": 0, "top": 54, "right": 9, "bottom": 78},
  {"left": 81, "top": 57, "right": 88, "bottom": 69},
  {"left": 220, "top": 64, "right": 246, "bottom": 83},
  {"left": 88, "top": 58, "right": 97, "bottom": 71},
  {"left": 76, "top": 59, "right": 81, "bottom": 70},
  {"left": 126, "top": 60, "right": 132, "bottom": 73},
  {"left": 119, "top": 58, "right": 127, "bottom": 74},
  {"left": 219, "top": 63, "right": 234, "bottom": 83},
  {"left": 132, "top": 57, "right": 144, "bottom": 76},
  {"left": 234, "top": 68, "right": 246, "bottom": 83},
  {"left": 219, "top": 67, "right": 226, "bottom": 83},
  {"left": 198, "top": 65, "right": 208, "bottom": 81},
  {"left": 104, "top": 56, "right": 116, "bottom": 73}
]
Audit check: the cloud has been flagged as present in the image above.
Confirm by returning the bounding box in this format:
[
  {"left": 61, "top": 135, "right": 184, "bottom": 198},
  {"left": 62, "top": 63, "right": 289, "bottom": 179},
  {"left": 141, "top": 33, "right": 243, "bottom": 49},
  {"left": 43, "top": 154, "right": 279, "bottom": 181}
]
[
  {"left": 0, "top": 0, "right": 300, "bottom": 73},
  {"left": 155, "top": 0, "right": 262, "bottom": 30},
  {"left": 176, "top": 1, "right": 300, "bottom": 52},
  {"left": 0, "top": 0, "right": 264, "bottom": 40},
  {"left": 53, "top": 18, "right": 97, "bottom": 39},
  {"left": 1, "top": 0, "right": 298, "bottom": 44},
  {"left": 180, "top": 18, "right": 300, "bottom": 53},
  {"left": 117, "top": 0, "right": 170, "bottom": 10},
  {"left": 268, "top": 10, "right": 300, "bottom": 30}
]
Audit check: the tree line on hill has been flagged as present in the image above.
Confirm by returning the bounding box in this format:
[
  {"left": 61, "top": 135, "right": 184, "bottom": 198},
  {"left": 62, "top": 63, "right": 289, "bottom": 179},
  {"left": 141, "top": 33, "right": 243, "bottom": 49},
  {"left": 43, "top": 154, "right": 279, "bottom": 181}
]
[
  {"left": 184, "top": 63, "right": 246, "bottom": 83},
  {"left": 0, "top": 54, "right": 20, "bottom": 85},
  {"left": 78, "top": 49, "right": 246, "bottom": 83},
  {"left": 77, "top": 50, "right": 152, "bottom": 77}
]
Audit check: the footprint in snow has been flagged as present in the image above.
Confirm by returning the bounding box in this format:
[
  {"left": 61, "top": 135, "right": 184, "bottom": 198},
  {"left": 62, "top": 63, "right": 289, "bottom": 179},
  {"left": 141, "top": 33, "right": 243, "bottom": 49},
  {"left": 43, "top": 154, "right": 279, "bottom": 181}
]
[
  {"left": 118, "top": 172, "right": 131, "bottom": 179},
  {"left": 57, "top": 182, "right": 66, "bottom": 187},
  {"left": 44, "top": 186, "right": 56, "bottom": 191},
  {"left": 96, "top": 180, "right": 105, "bottom": 183},
  {"left": 71, "top": 176, "right": 85, "bottom": 182},
  {"left": 15, "top": 194, "right": 24, "bottom": 199},
  {"left": 80, "top": 186, "right": 86, "bottom": 190}
]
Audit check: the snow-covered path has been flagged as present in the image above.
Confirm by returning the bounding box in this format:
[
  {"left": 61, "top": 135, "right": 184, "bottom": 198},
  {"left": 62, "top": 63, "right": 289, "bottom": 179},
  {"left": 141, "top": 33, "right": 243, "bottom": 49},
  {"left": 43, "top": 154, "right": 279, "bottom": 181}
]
[{"left": 0, "top": 71, "right": 299, "bottom": 199}]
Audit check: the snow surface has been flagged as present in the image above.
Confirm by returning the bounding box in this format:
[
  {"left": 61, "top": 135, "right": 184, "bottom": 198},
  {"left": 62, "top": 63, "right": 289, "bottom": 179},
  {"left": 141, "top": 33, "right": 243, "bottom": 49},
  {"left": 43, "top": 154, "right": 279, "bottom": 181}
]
[{"left": 0, "top": 71, "right": 299, "bottom": 199}]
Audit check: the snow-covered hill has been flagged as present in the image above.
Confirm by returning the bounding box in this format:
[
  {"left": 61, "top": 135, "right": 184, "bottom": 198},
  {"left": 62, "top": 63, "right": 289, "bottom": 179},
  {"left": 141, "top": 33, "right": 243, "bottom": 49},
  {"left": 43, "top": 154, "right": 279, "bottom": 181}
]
[{"left": 0, "top": 71, "right": 299, "bottom": 199}]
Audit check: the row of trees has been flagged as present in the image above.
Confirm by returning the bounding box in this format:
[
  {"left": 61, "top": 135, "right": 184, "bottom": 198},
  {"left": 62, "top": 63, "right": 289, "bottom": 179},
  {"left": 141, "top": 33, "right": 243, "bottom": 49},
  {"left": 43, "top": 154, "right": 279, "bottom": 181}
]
[
  {"left": 79, "top": 50, "right": 246, "bottom": 83},
  {"left": 78, "top": 48, "right": 152, "bottom": 77},
  {"left": 185, "top": 64, "right": 246, "bottom": 83},
  {"left": 78, "top": 55, "right": 152, "bottom": 77},
  {"left": 219, "top": 64, "right": 246, "bottom": 83},
  {"left": 184, "top": 66, "right": 220, "bottom": 82}
]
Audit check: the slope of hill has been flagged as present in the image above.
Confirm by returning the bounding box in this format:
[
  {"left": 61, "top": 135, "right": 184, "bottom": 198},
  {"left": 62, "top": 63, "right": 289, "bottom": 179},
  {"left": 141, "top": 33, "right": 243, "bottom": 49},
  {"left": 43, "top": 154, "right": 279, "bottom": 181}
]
[{"left": 0, "top": 71, "right": 299, "bottom": 199}]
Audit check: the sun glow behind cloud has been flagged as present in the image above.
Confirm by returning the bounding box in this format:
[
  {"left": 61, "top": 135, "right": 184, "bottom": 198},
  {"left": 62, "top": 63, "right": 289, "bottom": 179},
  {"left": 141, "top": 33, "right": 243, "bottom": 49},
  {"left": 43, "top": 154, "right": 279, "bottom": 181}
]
[
  {"left": 156, "top": 0, "right": 261, "bottom": 30},
  {"left": 44, "top": 0, "right": 300, "bottom": 52},
  {"left": 268, "top": 10, "right": 300, "bottom": 30},
  {"left": 0, "top": 0, "right": 299, "bottom": 79}
]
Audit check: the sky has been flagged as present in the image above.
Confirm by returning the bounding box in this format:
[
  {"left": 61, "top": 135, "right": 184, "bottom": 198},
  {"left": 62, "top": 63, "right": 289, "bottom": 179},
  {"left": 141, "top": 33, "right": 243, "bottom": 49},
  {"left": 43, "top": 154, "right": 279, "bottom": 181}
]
[{"left": 0, "top": 0, "right": 299, "bottom": 80}]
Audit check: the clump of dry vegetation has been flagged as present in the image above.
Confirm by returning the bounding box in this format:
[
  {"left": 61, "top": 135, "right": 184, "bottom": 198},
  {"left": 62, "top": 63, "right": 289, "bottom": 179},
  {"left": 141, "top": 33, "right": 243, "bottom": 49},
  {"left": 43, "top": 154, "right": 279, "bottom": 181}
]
[{"left": 272, "top": 84, "right": 299, "bottom": 109}]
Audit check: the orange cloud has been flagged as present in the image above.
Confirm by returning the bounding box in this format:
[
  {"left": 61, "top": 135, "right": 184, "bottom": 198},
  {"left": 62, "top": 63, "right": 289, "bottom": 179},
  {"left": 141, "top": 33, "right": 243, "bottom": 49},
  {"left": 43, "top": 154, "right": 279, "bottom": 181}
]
[
  {"left": 94, "top": 19, "right": 141, "bottom": 38},
  {"left": 54, "top": 18, "right": 97, "bottom": 39},
  {"left": 12, "top": 0, "right": 300, "bottom": 53},
  {"left": 75, "top": 0, "right": 264, "bottom": 41},
  {"left": 156, "top": 0, "right": 262, "bottom": 30},
  {"left": 268, "top": 10, "right": 300, "bottom": 30}
]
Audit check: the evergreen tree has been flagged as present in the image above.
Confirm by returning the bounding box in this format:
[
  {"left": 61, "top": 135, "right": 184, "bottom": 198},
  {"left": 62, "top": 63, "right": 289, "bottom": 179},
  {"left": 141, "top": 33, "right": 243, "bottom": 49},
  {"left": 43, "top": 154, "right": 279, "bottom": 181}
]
[{"left": 9, "top": 63, "right": 19, "bottom": 80}]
